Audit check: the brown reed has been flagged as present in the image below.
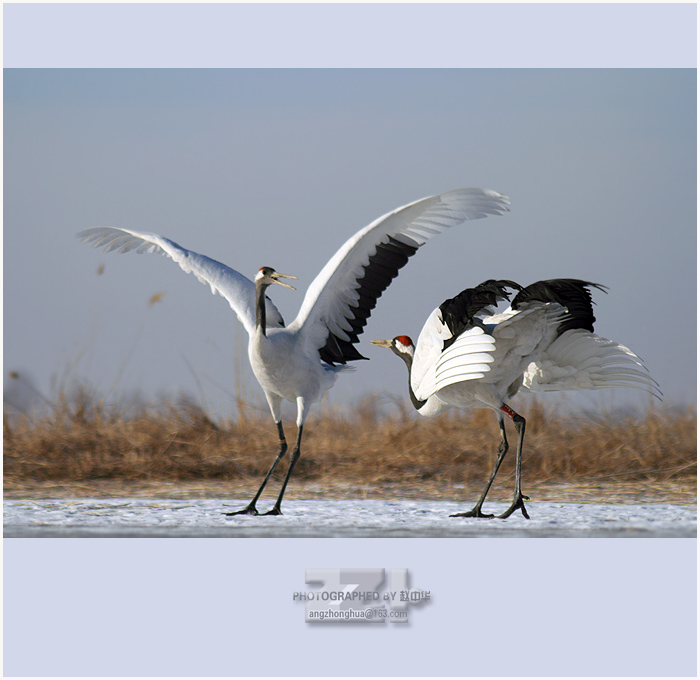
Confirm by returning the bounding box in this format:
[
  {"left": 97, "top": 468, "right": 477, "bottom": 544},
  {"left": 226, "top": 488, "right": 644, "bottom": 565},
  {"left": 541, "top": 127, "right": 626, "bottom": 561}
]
[{"left": 3, "top": 386, "right": 696, "bottom": 503}]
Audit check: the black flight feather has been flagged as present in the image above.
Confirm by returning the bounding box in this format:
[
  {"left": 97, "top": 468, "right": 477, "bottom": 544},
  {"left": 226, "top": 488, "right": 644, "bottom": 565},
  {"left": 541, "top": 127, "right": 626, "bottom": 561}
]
[
  {"left": 318, "top": 236, "right": 420, "bottom": 366},
  {"left": 510, "top": 278, "right": 608, "bottom": 336},
  {"left": 439, "top": 279, "right": 522, "bottom": 351}
]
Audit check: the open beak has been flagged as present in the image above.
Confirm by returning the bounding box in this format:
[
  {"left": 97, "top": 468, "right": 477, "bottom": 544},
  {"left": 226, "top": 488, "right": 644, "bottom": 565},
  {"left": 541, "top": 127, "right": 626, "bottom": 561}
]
[
  {"left": 272, "top": 272, "right": 297, "bottom": 290},
  {"left": 370, "top": 339, "right": 393, "bottom": 349}
]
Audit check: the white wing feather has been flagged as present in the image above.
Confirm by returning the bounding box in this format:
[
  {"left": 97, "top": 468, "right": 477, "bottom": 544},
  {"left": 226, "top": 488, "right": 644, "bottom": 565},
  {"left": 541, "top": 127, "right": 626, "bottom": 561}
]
[
  {"left": 77, "top": 226, "right": 285, "bottom": 335},
  {"left": 410, "top": 304, "right": 456, "bottom": 391},
  {"left": 413, "top": 302, "right": 572, "bottom": 400},
  {"left": 522, "top": 329, "right": 662, "bottom": 398},
  {"left": 413, "top": 326, "right": 497, "bottom": 400},
  {"left": 287, "top": 188, "right": 510, "bottom": 353}
]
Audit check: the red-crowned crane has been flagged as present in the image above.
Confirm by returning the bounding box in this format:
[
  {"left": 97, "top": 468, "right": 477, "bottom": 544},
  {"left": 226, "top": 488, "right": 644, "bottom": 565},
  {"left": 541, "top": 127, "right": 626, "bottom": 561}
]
[
  {"left": 372, "top": 278, "right": 661, "bottom": 519},
  {"left": 77, "top": 188, "right": 509, "bottom": 515}
]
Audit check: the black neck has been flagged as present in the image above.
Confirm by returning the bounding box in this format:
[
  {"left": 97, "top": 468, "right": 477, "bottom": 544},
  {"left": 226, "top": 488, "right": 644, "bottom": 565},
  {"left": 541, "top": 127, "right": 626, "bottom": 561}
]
[
  {"left": 397, "top": 353, "right": 427, "bottom": 411},
  {"left": 407, "top": 378, "right": 427, "bottom": 411},
  {"left": 256, "top": 280, "right": 267, "bottom": 336}
]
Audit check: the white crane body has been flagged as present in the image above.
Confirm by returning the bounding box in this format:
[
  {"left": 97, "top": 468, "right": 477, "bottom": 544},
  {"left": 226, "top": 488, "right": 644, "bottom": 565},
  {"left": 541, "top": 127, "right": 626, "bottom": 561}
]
[
  {"left": 249, "top": 326, "right": 350, "bottom": 426},
  {"left": 78, "top": 187, "right": 510, "bottom": 514},
  {"left": 413, "top": 302, "right": 567, "bottom": 406},
  {"left": 372, "top": 278, "right": 661, "bottom": 519}
]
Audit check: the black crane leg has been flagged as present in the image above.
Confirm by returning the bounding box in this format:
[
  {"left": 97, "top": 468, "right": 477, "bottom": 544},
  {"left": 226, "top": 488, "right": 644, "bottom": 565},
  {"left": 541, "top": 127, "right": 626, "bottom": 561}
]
[
  {"left": 223, "top": 421, "right": 288, "bottom": 516},
  {"left": 451, "top": 414, "right": 510, "bottom": 518},
  {"left": 497, "top": 406, "right": 530, "bottom": 519},
  {"left": 263, "top": 425, "right": 303, "bottom": 516}
]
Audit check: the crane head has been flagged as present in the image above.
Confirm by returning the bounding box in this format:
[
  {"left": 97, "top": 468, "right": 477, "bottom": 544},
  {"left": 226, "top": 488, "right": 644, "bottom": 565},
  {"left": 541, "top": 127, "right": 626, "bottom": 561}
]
[
  {"left": 371, "top": 336, "right": 415, "bottom": 360},
  {"left": 256, "top": 266, "right": 297, "bottom": 290}
]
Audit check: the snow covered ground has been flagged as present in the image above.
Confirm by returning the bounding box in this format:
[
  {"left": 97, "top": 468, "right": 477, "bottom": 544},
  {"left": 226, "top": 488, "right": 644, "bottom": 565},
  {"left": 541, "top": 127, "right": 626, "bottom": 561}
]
[{"left": 4, "top": 498, "right": 696, "bottom": 537}]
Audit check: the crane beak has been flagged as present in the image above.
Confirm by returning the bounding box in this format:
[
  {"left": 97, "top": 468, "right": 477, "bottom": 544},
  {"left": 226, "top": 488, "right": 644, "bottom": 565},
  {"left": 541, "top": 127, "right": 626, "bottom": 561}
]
[
  {"left": 272, "top": 272, "right": 297, "bottom": 290},
  {"left": 370, "top": 339, "right": 393, "bottom": 349}
]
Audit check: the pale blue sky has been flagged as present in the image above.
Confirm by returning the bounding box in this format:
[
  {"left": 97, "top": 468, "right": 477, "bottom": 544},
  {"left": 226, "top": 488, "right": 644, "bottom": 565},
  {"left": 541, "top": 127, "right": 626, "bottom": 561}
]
[{"left": 4, "top": 68, "right": 696, "bottom": 417}]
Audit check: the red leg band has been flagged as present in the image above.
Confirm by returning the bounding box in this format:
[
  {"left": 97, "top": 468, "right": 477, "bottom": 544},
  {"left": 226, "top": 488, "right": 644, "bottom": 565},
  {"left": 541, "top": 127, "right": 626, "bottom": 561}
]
[{"left": 501, "top": 404, "right": 518, "bottom": 420}]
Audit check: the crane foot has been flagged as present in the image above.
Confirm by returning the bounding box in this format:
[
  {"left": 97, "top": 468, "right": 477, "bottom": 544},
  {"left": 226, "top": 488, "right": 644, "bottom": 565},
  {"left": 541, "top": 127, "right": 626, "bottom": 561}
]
[
  {"left": 498, "top": 494, "right": 530, "bottom": 520},
  {"left": 450, "top": 506, "right": 494, "bottom": 519},
  {"left": 262, "top": 505, "right": 283, "bottom": 516},
  {"left": 222, "top": 503, "right": 259, "bottom": 516}
]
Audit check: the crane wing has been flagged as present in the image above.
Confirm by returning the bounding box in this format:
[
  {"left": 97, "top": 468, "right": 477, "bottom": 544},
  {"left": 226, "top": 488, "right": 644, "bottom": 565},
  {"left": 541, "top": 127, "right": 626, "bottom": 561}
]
[
  {"left": 411, "top": 304, "right": 460, "bottom": 393},
  {"left": 410, "top": 279, "right": 518, "bottom": 399},
  {"left": 287, "top": 188, "right": 510, "bottom": 365},
  {"left": 413, "top": 326, "right": 497, "bottom": 399},
  {"left": 521, "top": 329, "right": 662, "bottom": 398},
  {"left": 76, "top": 227, "right": 285, "bottom": 336}
]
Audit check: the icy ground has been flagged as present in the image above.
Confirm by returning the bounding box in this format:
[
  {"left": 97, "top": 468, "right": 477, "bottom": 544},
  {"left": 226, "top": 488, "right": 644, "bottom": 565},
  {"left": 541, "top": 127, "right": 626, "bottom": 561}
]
[{"left": 3, "top": 498, "right": 696, "bottom": 537}]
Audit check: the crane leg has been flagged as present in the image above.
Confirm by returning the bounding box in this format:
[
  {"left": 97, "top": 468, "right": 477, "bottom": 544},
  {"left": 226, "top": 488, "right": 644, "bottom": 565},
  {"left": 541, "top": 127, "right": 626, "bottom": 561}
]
[
  {"left": 497, "top": 405, "right": 530, "bottom": 519},
  {"left": 223, "top": 421, "right": 288, "bottom": 516},
  {"left": 451, "top": 413, "right": 510, "bottom": 518},
  {"left": 263, "top": 425, "right": 304, "bottom": 516}
]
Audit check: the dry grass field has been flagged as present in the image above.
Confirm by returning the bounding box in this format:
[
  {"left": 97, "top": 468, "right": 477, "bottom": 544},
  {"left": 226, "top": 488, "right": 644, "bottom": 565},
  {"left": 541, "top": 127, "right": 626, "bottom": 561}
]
[{"left": 4, "top": 387, "right": 696, "bottom": 505}]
